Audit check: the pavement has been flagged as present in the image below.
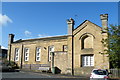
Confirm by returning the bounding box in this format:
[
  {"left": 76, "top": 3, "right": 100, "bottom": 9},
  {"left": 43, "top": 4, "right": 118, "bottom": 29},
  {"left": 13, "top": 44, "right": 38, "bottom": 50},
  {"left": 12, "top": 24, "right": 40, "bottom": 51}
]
[
  {"left": 20, "top": 70, "right": 88, "bottom": 78},
  {"left": 1, "top": 70, "right": 89, "bottom": 80}
]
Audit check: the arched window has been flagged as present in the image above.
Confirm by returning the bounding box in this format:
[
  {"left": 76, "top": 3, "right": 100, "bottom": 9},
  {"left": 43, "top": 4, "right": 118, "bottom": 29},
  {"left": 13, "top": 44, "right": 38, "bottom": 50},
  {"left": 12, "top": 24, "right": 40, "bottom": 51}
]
[{"left": 81, "top": 33, "right": 94, "bottom": 49}]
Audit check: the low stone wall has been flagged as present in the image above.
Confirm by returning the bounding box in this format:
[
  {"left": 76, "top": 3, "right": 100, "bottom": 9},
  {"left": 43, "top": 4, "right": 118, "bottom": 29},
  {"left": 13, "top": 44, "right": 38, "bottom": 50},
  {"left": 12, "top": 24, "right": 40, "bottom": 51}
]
[{"left": 74, "top": 67, "right": 94, "bottom": 76}]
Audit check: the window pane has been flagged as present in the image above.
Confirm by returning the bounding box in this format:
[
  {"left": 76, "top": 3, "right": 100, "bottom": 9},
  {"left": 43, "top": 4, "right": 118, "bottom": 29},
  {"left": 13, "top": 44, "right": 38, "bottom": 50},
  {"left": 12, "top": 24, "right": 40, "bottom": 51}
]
[
  {"left": 82, "top": 55, "right": 94, "bottom": 67},
  {"left": 16, "top": 53, "right": 18, "bottom": 56},
  {"left": 48, "top": 46, "right": 54, "bottom": 61},
  {"left": 16, "top": 57, "right": 18, "bottom": 61},
  {"left": 49, "top": 46, "right": 54, "bottom": 52},
  {"left": 25, "top": 57, "right": 28, "bottom": 60},
  {"left": 25, "top": 48, "right": 28, "bottom": 52},
  {"left": 16, "top": 49, "right": 18, "bottom": 52},
  {"left": 24, "top": 48, "right": 29, "bottom": 61},
  {"left": 26, "top": 53, "right": 28, "bottom": 56},
  {"left": 90, "top": 56, "right": 94, "bottom": 66},
  {"left": 15, "top": 48, "right": 19, "bottom": 61},
  {"left": 37, "top": 57, "right": 39, "bottom": 60},
  {"left": 86, "top": 56, "right": 88, "bottom": 66},
  {"left": 50, "top": 57, "right": 51, "bottom": 61},
  {"left": 36, "top": 47, "right": 41, "bottom": 61},
  {"left": 37, "top": 48, "right": 39, "bottom": 51},
  {"left": 82, "top": 56, "right": 85, "bottom": 66},
  {"left": 63, "top": 45, "right": 68, "bottom": 51},
  {"left": 37, "top": 53, "right": 40, "bottom": 56},
  {"left": 49, "top": 47, "right": 51, "bottom": 51}
]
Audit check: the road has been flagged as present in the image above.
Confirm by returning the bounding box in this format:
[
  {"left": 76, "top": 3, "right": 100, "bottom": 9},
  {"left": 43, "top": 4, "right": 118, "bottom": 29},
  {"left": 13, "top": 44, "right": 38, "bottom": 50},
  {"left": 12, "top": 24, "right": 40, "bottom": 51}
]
[
  {"left": 2, "top": 71, "right": 55, "bottom": 78},
  {"left": 1, "top": 71, "right": 119, "bottom": 80},
  {"left": 1, "top": 71, "right": 89, "bottom": 80}
]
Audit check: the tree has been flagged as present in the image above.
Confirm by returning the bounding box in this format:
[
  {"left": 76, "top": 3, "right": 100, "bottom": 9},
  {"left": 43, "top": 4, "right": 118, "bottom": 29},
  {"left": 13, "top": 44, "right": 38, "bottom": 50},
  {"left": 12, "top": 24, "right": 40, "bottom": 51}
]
[{"left": 102, "top": 25, "right": 120, "bottom": 68}]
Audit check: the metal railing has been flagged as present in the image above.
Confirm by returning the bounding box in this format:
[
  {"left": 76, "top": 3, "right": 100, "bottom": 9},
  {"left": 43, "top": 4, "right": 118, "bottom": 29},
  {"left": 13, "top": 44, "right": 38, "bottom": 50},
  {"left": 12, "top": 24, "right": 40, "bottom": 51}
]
[
  {"left": 22, "top": 64, "right": 50, "bottom": 70},
  {"left": 109, "top": 69, "right": 120, "bottom": 78}
]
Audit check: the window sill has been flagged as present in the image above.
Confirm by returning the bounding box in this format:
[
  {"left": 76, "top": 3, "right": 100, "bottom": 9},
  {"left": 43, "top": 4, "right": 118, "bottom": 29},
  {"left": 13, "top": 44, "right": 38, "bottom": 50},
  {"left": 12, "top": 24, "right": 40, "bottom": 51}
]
[
  {"left": 24, "top": 61, "right": 29, "bottom": 62},
  {"left": 81, "top": 48, "right": 93, "bottom": 51},
  {"left": 81, "top": 66, "right": 94, "bottom": 68},
  {"left": 36, "top": 61, "right": 41, "bottom": 62}
]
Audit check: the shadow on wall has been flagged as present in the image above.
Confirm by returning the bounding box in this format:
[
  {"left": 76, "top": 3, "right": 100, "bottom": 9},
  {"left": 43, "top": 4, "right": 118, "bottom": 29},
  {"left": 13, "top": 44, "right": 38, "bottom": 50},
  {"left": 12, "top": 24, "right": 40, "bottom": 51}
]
[{"left": 55, "top": 67, "right": 61, "bottom": 74}]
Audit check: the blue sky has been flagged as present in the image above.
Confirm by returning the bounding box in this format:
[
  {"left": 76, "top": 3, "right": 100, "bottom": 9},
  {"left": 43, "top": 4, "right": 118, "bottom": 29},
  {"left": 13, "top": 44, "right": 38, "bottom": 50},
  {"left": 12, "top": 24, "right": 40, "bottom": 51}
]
[{"left": 1, "top": 2, "right": 118, "bottom": 48}]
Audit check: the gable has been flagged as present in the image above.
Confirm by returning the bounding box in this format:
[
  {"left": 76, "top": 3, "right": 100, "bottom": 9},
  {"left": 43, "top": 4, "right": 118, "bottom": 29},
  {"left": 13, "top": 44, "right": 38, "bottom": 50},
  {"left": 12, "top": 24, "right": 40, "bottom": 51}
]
[{"left": 73, "top": 20, "right": 102, "bottom": 36}]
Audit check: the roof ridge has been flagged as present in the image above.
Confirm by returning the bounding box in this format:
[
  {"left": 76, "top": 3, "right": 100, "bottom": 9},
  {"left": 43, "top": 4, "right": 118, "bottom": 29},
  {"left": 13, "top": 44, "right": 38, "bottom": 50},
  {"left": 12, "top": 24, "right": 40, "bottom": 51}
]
[
  {"left": 74, "top": 20, "right": 88, "bottom": 31},
  {"left": 74, "top": 20, "right": 102, "bottom": 31},
  {"left": 14, "top": 35, "right": 68, "bottom": 43}
]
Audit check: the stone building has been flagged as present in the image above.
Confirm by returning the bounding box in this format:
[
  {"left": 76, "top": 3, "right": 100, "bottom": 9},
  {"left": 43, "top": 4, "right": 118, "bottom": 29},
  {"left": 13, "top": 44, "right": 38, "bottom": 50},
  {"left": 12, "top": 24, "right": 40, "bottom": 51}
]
[
  {"left": 0, "top": 46, "right": 1, "bottom": 59},
  {"left": 7, "top": 14, "right": 109, "bottom": 76},
  {"left": 0, "top": 46, "right": 8, "bottom": 59}
]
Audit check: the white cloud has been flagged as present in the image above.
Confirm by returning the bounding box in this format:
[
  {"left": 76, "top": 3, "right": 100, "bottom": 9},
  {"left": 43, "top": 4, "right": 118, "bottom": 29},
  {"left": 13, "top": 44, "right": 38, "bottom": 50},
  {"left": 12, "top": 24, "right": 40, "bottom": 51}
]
[
  {"left": 38, "top": 34, "right": 67, "bottom": 38},
  {"left": 24, "top": 30, "right": 32, "bottom": 37},
  {"left": 1, "top": 46, "right": 8, "bottom": 49},
  {"left": 0, "top": 14, "right": 13, "bottom": 26},
  {"left": 38, "top": 34, "right": 49, "bottom": 38}
]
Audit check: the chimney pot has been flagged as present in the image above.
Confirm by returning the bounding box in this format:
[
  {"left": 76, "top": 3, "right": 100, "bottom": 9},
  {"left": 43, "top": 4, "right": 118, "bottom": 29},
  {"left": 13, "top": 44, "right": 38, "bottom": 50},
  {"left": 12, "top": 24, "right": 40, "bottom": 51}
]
[{"left": 8, "top": 34, "right": 14, "bottom": 44}]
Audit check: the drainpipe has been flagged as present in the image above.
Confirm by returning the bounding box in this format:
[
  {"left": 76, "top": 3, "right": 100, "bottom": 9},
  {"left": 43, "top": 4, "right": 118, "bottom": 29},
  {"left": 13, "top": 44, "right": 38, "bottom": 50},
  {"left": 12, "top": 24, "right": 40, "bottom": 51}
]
[
  {"left": 51, "top": 52, "right": 55, "bottom": 74},
  {"left": 20, "top": 44, "right": 23, "bottom": 69}
]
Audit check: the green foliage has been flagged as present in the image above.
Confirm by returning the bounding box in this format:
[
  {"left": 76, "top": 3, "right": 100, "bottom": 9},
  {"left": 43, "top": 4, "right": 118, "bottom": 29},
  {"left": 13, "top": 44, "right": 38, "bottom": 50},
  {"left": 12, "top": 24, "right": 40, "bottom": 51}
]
[
  {"left": 102, "top": 25, "right": 120, "bottom": 68},
  {"left": 2, "top": 58, "right": 19, "bottom": 69}
]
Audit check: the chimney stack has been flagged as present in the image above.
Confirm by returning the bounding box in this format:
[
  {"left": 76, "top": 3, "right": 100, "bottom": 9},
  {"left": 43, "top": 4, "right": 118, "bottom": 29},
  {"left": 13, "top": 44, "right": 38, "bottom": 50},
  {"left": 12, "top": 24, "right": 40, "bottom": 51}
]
[
  {"left": 100, "top": 14, "right": 108, "bottom": 32},
  {"left": 8, "top": 34, "right": 14, "bottom": 45},
  {"left": 67, "top": 18, "right": 74, "bottom": 35}
]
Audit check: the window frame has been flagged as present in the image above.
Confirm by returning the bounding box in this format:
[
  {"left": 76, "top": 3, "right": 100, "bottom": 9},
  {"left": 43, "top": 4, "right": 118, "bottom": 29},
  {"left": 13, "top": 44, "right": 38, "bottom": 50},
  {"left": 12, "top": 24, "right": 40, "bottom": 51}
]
[
  {"left": 80, "top": 33, "right": 94, "bottom": 50},
  {"left": 48, "top": 45, "right": 54, "bottom": 62},
  {"left": 63, "top": 45, "right": 68, "bottom": 52},
  {"left": 14, "top": 48, "right": 19, "bottom": 61},
  {"left": 35, "top": 47, "right": 41, "bottom": 61},
  {"left": 24, "top": 48, "right": 29, "bottom": 61},
  {"left": 81, "top": 55, "right": 94, "bottom": 67}
]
